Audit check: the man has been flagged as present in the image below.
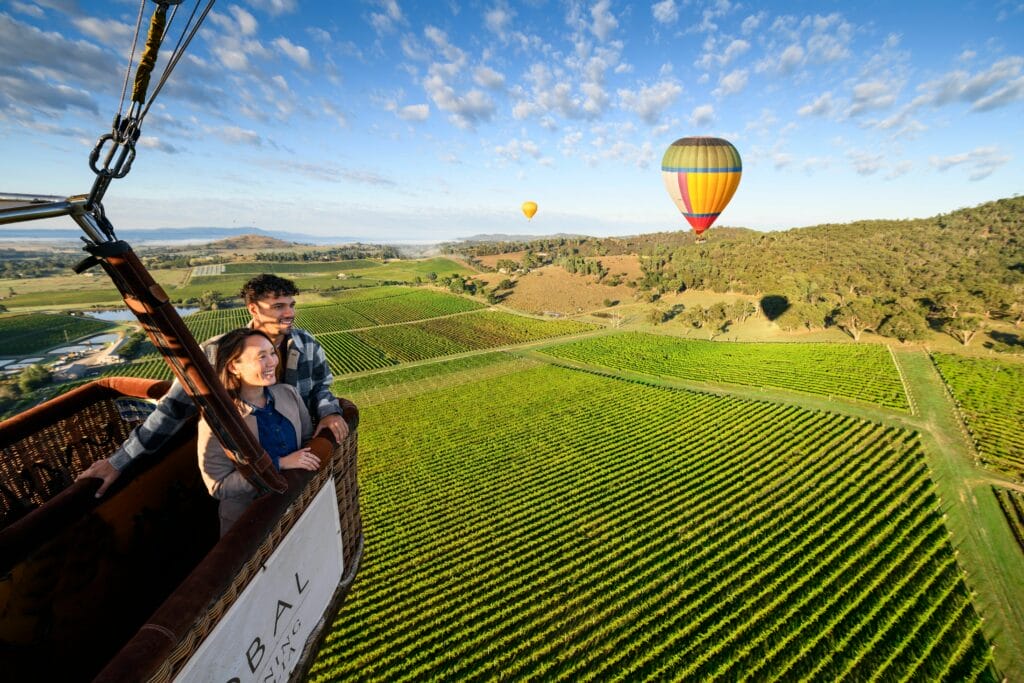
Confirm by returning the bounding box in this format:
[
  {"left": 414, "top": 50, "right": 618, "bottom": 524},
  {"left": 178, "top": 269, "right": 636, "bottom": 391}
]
[{"left": 77, "top": 274, "right": 349, "bottom": 497}]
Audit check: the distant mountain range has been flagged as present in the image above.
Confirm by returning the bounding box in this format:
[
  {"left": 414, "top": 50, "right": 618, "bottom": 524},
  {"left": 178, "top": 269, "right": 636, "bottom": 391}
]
[{"left": 0, "top": 226, "right": 366, "bottom": 245}]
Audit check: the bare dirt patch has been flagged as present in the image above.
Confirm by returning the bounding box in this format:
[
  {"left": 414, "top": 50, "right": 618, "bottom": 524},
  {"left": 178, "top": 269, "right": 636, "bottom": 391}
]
[
  {"left": 479, "top": 265, "right": 635, "bottom": 315},
  {"left": 476, "top": 251, "right": 529, "bottom": 270},
  {"left": 592, "top": 254, "right": 645, "bottom": 282}
]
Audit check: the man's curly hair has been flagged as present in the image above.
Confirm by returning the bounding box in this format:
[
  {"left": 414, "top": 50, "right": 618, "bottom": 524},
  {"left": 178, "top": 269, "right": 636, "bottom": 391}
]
[{"left": 240, "top": 274, "right": 299, "bottom": 304}]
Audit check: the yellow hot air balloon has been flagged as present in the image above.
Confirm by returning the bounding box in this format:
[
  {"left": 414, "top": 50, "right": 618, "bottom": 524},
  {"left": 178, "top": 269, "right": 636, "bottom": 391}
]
[
  {"left": 661, "top": 137, "right": 742, "bottom": 241},
  {"left": 521, "top": 201, "right": 538, "bottom": 221}
]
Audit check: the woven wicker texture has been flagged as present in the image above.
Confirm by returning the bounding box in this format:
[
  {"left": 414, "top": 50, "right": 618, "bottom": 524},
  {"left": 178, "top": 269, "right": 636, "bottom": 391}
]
[{"left": 1, "top": 389, "right": 150, "bottom": 528}]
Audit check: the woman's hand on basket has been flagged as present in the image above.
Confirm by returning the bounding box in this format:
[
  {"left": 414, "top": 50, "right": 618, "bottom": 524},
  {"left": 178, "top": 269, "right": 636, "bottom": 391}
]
[
  {"left": 279, "top": 447, "right": 320, "bottom": 471},
  {"left": 76, "top": 458, "right": 121, "bottom": 498}
]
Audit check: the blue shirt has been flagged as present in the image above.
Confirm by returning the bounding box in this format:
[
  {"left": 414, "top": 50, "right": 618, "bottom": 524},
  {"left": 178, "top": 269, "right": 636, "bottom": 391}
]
[{"left": 247, "top": 388, "right": 298, "bottom": 470}]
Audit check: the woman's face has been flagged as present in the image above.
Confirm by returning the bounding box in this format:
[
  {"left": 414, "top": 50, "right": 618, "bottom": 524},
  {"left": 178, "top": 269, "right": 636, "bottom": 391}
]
[{"left": 229, "top": 335, "right": 279, "bottom": 389}]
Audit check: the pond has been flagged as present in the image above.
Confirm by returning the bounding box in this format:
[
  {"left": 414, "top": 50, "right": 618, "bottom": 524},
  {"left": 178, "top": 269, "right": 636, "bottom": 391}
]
[
  {"left": 83, "top": 306, "right": 200, "bottom": 321},
  {"left": 49, "top": 333, "right": 121, "bottom": 354}
]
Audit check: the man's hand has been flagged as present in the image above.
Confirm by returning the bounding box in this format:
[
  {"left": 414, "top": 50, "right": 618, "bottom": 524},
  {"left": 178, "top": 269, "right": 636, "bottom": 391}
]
[
  {"left": 76, "top": 458, "right": 122, "bottom": 498},
  {"left": 315, "top": 413, "right": 349, "bottom": 443}
]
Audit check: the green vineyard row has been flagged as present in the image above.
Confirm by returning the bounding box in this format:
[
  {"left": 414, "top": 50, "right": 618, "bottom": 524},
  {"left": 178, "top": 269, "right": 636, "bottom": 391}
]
[
  {"left": 992, "top": 487, "right": 1024, "bottom": 557},
  {"left": 0, "top": 313, "right": 114, "bottom": 356},
  {"left": 316, "top": 311, "right": 596, "bottom": 376},
  {"left": 932, "top": 353, "right": 1024, "bottom": 480},
  {"left": 542, "top": 332, "right": 910, "bottom": 410},
  {"left": 309, "top": 365, "right": 994, "bottom": 681}
]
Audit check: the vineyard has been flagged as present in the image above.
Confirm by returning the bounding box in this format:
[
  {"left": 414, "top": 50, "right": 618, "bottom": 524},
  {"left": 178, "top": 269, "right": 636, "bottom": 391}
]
[
  {"left": 333, "top": 352, "right": 539, "bottom": 407},
  {"left": 310, "top": 365, "right": 994, "bottom": 681},
  {"left": 541, "top": 332, "right": 909, "bottom": 410},
  {"left": 0, "top": 313, "right": 114, "bottom": 356},
  {"left": 309, "top": 311, "right": 595, "bottom": 375},
  {"left": 993, "top": 487, "right": 1024, "bottom": 556},
  {"left": 931, "top": 353, "right": 1024, "bottom": 479},
  {"left": 223, "top": 261, "right": 380, "bottom": 274}
]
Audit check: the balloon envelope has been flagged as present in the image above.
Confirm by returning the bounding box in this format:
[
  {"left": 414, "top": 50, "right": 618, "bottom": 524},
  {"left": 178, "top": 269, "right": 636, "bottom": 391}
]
[
  {"left": 521, "top": 201, "right": 538, "bottom": 220},
  {"left": 661, "top": 137, "right": 742, "bottom": 236}
]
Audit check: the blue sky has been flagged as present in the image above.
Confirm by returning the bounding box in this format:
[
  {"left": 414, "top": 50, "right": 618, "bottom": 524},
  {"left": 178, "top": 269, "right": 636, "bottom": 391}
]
[{"left": 1, "top": 0, "right": 1022, "bottom": 242}]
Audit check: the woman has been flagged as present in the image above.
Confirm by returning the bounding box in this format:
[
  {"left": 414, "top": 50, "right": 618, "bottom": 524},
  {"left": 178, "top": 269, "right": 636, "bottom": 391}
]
[{"left": 198, "top": 328, "right": 320, "bottom": 536}]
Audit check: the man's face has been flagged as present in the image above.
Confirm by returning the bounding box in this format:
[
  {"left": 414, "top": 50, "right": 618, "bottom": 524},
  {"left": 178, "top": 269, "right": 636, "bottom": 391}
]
[{"left": 248, "top": 294, "right": 296, "bottom": 338}]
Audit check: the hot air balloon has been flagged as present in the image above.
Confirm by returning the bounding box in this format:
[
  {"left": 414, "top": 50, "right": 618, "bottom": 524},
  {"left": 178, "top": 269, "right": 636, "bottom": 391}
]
[
  {"left": 661, "top": 137, "right": 742, "bottom": 241},
  {"left": 521, "top": 201, "right": 538, "bottom": 221}
]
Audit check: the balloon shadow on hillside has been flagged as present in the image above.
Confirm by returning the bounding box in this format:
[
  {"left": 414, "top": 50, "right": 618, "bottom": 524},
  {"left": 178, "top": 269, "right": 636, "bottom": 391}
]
[
  {"left": 985, "top": 330, "right": 1023, "bottom": 350},
  {"left": 760, "top": 295, "right": 790, "bottom": 321}
]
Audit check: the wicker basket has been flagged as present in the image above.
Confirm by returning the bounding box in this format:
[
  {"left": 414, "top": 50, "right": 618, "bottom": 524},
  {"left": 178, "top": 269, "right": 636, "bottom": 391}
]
[{"left": 0, "top": 378, "right": 362, "bottom": 682}]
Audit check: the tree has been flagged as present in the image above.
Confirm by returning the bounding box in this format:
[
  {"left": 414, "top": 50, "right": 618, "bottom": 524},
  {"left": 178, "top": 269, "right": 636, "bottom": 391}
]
[
  {"left": 18, "top": 364, "right": 51, "bottom": 394},
  {"left": 498, "top": 278, "right": 515, "bottom": 290},
  {"left": 426, "top": 271, "right": 437, "bottom": 282},
  {"left": 449, "top": 277, "right": 465, "bottom": 294},
  {"left": 943, "top": 314, "right": 986, "bottom": 346},
  {"left": 776, "top": 302, "right": 827, "bottom": 331},
  {"left": 877, "top": 307, "right": 929, "bottom": 342},
  {"left": 834, "top": 297, "right": 887, "bottom": 341}
]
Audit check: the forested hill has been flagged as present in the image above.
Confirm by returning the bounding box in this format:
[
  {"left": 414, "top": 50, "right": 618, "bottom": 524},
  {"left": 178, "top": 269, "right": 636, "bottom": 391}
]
[
  {"left": 637, "top": 196, "right": 1022, "bottom": 301},
  {"left": 449, "top": 196, "right": 1023, "bottom": 346}
]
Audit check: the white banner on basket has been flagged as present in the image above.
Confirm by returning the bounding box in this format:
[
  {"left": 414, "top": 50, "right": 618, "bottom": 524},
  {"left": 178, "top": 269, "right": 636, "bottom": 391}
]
[{"left": 174, "top": 479, "right": 344, "bottom": 683}]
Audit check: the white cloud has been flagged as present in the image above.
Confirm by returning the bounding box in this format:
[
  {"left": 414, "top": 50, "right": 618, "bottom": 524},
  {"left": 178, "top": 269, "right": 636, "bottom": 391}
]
[
  {"left": 320, "top": 99, "right": 348, "bottom": 127},
  {"left": 138, "top": 136, "right": 180, "bottom": 154},
  {"left": 246, "top": 0, "right": 298, "bottom": 15},
  {"left": 308, "top": 27, "right": 331, "bottom": 44},
  {"left": 494, "top": 137, "right": 543, "bottom": 163},
  {"left": 273, "top": 37, "right": 310, "bottom": 68},
  {"left": 741, "top": 11, "right": 766, "bottom": 34},
  {"left": 473, "top": 65, "right": 506, "bottom": 89},
  {"left": 773, "top": 152, "right": 793, "bottom": 169},
  {"left": 485, "top": 5, "right": 513, "bottom": 37},
  {"left": 714, "top": 69, "right": 748, "bottom": 97},
  {"left": 848, "top": 150, "right": 884, "bottom": 175},
  {"left": 847, "top": 80, "right": 898, "bottom": 116},
  {"left": 929, "top": 146, "right": 1010, "bottom": 180},
  {"left": 369, "top": 0, "right": 404, "bottom": 34},
  {"left": 230, "top": 6, "right": 259, "bottom": 36},
  {"left": 617, "top": 80, "right": 683, "bottom": 124},
  {"left": 394, "top": 103, "right": 429, "bottom": 121},
  {"left": 10, "top": 2, "right": 44, "bottom": 18},
  {"left": 590, "top": 0, "right": 619, "bottom": 41},
  {"left": 798, "top": 91, "right": 834, "bottom": 117},
  {"left": 652, "top": 0, "right": 678, "bottom": 24},
  {"left": 778, "top": 44, "right": 805, "bottom": 73},
  {"left": 697, "top": 38, "right": 750, "bottom": 70},
  {"left": 218, "top": 125, "right": 263, "bottom": 146},
  {"left": 689, "top": 104, "right": 715, "bottom": 127},
  {"left": 914, "top": 57, "right": 1024, "bottom": 111},
  {"left": 72, "top": 16, "right": 133, "bottom": 44}
]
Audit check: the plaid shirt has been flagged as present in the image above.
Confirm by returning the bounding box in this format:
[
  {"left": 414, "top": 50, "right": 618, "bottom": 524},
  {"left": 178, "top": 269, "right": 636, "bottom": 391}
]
[{"left": 108, "top": 326, "right": 341, "bottom": 471}]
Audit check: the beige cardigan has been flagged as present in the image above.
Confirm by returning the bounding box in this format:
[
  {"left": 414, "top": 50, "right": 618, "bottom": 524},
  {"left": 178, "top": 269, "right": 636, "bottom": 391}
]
[{"left": 197, "top": 383, "right": 313, "bottom": 533}]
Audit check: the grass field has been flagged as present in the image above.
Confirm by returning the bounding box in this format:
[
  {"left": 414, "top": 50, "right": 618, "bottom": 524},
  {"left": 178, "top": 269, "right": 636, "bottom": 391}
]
[
  {"left": 541, "top": 332, "right": 909, "bottom": 410},
  {"left": 311, "top": 364, "right": 995, "bottom": 681}
]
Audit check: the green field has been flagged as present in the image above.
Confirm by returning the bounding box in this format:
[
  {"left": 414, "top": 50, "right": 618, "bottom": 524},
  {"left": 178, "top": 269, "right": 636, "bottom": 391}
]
[
  {"left": 0, "top": 313, "right": 115, "bottom": 356},
  {"left": 311, "top": 364, "right": 994, "bottom": 681},
  {"left": 932, "top": 353, "right": 1024, "bottom": 479},
  {"left": 222, "top": 260, "right": 380, "bottom": 274},
  {"left": 542, "top": 332, "right": 909, "bottom": 410}
]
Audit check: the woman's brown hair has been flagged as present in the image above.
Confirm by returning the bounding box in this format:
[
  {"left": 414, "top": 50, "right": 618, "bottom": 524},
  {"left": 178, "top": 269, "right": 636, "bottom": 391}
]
[{"left": 214, "top": 328, "right": 277, "bottom": 399}]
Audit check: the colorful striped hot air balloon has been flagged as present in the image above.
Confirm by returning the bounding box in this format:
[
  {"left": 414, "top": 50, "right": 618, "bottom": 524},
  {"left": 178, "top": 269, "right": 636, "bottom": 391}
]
[{"left": 661, "top": 137, "right": 742, "bottom": 240}]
